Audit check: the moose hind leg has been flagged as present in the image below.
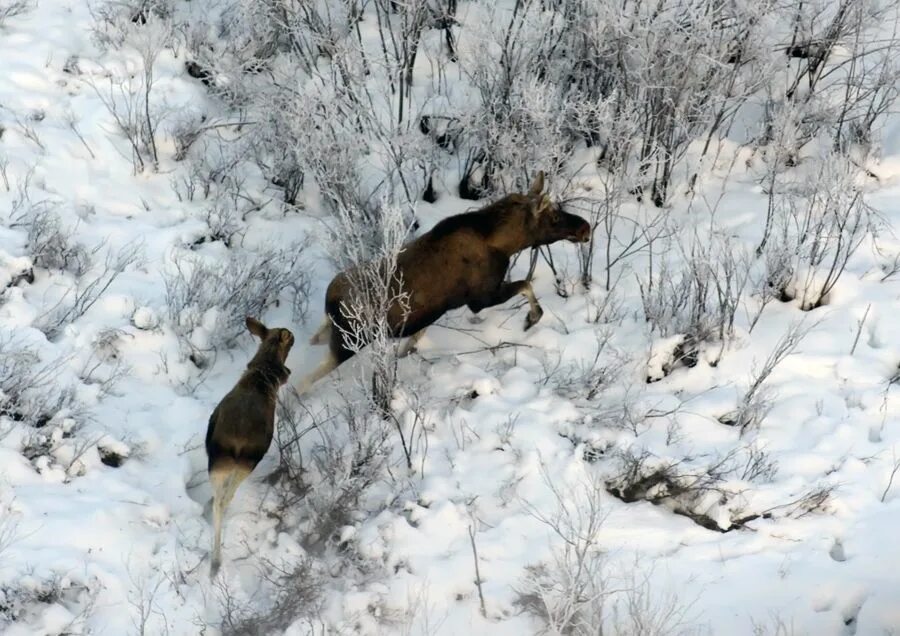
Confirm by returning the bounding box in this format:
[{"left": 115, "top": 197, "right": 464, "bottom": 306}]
[
  {"left": 296, "top": 349, "right": 339, "bottom": 395},
  {"left": 208, "top": 461, "right": 252, "bottom": 578},
  {"left": 297, "top": 327, "right": 356, "bottom": 395},
  {"left": 398, "top": 328, "right": 427, "bottom": 358}
]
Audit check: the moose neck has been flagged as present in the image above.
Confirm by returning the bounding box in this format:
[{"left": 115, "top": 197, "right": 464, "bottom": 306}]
[
  {"left": 243, "top": 351, "right": 288, "bottom": 396},
  {"left": 485, "top": 207, "right": 538, "bottom": 256}
]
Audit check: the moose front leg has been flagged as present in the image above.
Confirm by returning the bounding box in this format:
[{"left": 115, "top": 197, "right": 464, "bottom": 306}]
[{"left": 469, "top": 280, "right": 544, "bottom": 331}]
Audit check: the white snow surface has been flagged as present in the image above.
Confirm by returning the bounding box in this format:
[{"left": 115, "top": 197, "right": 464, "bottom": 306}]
[{"left": 0, "top": 1, "right": 900, "bottom": 635}]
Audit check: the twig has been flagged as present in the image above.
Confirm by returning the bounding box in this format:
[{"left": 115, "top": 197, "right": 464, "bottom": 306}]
[
  {"left": 468, "top": 524, "right": 487, "bottom": 618},
  {"left": 850, "top": 303, "right": 871, "bottom": 355},
  {"left": 881, "top": 448, "right": 900, "bottom": 503}
]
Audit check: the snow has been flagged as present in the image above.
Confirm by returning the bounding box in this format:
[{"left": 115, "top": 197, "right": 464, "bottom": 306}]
[{"left": 1, "top": 0, "right": 900, "bottom": 635}]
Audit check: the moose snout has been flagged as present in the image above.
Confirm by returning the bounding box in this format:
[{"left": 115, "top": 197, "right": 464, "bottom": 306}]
[{"left": 571, "top": 222, "right": 591, "bottom": 243}]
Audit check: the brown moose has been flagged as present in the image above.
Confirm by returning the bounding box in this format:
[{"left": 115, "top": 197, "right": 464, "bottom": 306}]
[
  {"left": 298, "top": 171, "right": 590, "bottom": 393},
  {"left": 205, "top": 317, "right": 294, "bottom": 577}
]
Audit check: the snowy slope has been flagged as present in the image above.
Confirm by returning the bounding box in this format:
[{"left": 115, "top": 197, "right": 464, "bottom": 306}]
[{"left": 1, "top": 1, "right": 900, "bottom": 635}]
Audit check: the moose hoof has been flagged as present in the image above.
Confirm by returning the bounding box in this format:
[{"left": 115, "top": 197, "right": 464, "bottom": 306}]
[{"left": 524, "top": 307, "right": 544, "bottom": 331}]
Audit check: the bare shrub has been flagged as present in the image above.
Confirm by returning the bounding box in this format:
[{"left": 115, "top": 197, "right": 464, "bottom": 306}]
[
  {"left": 21, "top": 418, "right": 99, "bottom": 480},
  {"left": 719, "top": 319, "right": 819, "bottom": 433},
  {"left": 270, "top": 394, "right": 316, "bottom": 509},
  {"left": 539, "top": 331, "right": 621, "bottom": 402},
  {"left": 253, "top": 97, "right": 307, "bottom": 208},
  {"left": 298, "top": 399, "right": 392, "bottom": 549},
  {"left": 577, "top": 184, "right": 670, "bottom": 293},
  {"left": 606, "top": 445, "right": 830, "bottom": 533},
  {"left": 88, "top": 72, "right": 163, "bottom": 174},
  {"left": 0, "top": 0, "right": 33, "bottom": 26},
  {"left": 324, "top": 200, "right": 412, "bottom": 414},
  {"left": 640, "top": 234, "right": 752, "bottom": 375},
  {"left": 195, "top": 190, "right": 247, "bottom": 248},
  {"left": 517, "top": 465, "right": 696, "bottom": 635},
  {"left": 458, "top": 71, "right": 572, "bottom": 197},
  {"left": 164, "top": 243, "right": 309, "bottom": 365},
  {"left": 606, "top": 448, "right": 750, "bottom": 532},
  {"left": 37, "top": 242, "right": 144, "bottom": 340},
  {"left": 0, "top": 492, "right": 20, "bottom": 560},
  {"left": 86, "top": 9, "right": 173, "bottom": 172},
  {"left": 24, "top": 206, "right": 92, "bottom": 275},
  {"left": 215, "top": 555, "right": 323, "bottom": 636},
  {"left": 759, "top": 152, "right": 877, "bottom": 310},
  {"left": 77, "top": 328, "right": 133, "bottom": 399},
  {"left": 125, "top": 563, "right": 168, "bottom": 636},
  {"left": 571, "top": 0, "right": 775, "bottom": 207},
  {"left": 827, "top": 4, "right": 900, "bottom": 156},
  {"left": 89, "top": 0, "right": 174, "bottom": 49},
  {"left": 278, "top": 86, "right": 368, "bottom": 216},
  {"left": 0, "top": 572, "right": 99, "bottom": 633},
  {"left": 174, "top": 136, "right": 247, "bottom": 203},
  {"left": 0, "top": 333, "right": 81, "bottom": 431},
  {"left": 750, "top": 614, "right": 798, "bottom": 636}
]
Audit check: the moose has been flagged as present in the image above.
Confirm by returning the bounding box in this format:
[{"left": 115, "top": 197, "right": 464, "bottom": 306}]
[
  {"left": 205, "top": 317, "right": 295, "bottom": 577},
  {"left": 298, "top": 171, "right": 591, "bottom": 393}
]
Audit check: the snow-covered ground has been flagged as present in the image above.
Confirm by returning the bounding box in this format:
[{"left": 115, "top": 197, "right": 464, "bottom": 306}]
[{"left": 2, "top": 0, "right": 900, "bottom": 635}]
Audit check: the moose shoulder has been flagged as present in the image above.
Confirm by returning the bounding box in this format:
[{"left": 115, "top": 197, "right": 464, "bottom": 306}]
[{"left": 298, "top": 171, "right": 590, "bottom": 393}]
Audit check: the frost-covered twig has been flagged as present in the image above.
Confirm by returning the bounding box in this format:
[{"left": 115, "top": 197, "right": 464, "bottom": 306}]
[
  {"left": 467, "top": 522, "right": 487, "bottom": 618},
  {"left": 63, "top": 110, "right": 96, "bottom": 160},
  {"left": 881, "top": 447, "right": 900, "bottom": 503},
  {"left": 850, "top": 303, "right": 871, "bottom": 355}
]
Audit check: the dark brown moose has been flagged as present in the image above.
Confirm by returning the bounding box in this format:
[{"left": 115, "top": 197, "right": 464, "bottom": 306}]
[
  {"left": 205, "top": 317, "right": 294, "bottom": 577},
  {"left": 298, "top": 171, "right": 590, "bottom": 393}
]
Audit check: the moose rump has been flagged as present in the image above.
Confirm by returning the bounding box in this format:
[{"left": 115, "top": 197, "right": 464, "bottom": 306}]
[{"left": 299, "top": 171, "right": 591, "bottom": 393}]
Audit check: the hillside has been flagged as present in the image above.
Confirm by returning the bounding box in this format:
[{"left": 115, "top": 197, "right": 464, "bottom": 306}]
[{"left": 2, "top": 0, "right": 900, "bottom": 634}]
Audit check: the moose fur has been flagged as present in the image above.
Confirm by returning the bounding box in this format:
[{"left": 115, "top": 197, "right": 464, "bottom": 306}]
[
  {"left": 298, "top": 172, "right": 590, "bottom": 394},
  {"left": 205, "top": 317, "right": 294, "bottom": 577}
]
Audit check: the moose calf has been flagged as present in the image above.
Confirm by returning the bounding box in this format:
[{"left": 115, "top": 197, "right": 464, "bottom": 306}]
[
  {"left": 205, "top": 317, "right": 294, "bottom": 577},
  {"left": 298, "top": 171, "right": 590, "bottom": 393}
]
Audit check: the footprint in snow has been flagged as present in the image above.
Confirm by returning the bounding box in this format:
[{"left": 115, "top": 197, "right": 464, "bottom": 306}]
[{"left": 829, "top": 538, "right": 847, "bottom": 562}]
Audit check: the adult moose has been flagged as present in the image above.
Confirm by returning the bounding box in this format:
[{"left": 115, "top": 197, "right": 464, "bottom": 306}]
[
  {"left": 298, "top": 171, "right": 590, "bottom": 393},
  {"left": 205, "top": 317, "right": 294, "bottom": 577}
]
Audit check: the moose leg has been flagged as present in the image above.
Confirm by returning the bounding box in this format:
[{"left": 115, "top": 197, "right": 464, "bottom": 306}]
[
  {"left": 297, "top": 322, "right": 358, "bottom": 395},
  {"left": 308, "top": 316, "right": 332, "bottom": 345},
  {"left": 209, "top": 461, "right": 251, "bottom": 578},
  {"left": 469, "top": 280, "right": 544, "bottom": 331},
  {"left": 517, "top": 282, "right": 544, "bottom": 330},
  {"left": 296, "top": 350, "right": 339, "bottom": 395},
  {"left": 398, "top": 328, "right": 427, "bottom": 358}
]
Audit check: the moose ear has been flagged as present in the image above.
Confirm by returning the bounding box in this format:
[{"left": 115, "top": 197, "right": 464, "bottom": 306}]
[
  {"left": 531, "top": 194, "right": 552, "bottom": 218},
  {"left": 246, "top": 317, "right": 268, "bottom": 339},
  {"left": 280, "top": 330, "right": 294, "bottom": 346},
  {"left": 528, "top": 171, "right": 545, "bottom": 197}
]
